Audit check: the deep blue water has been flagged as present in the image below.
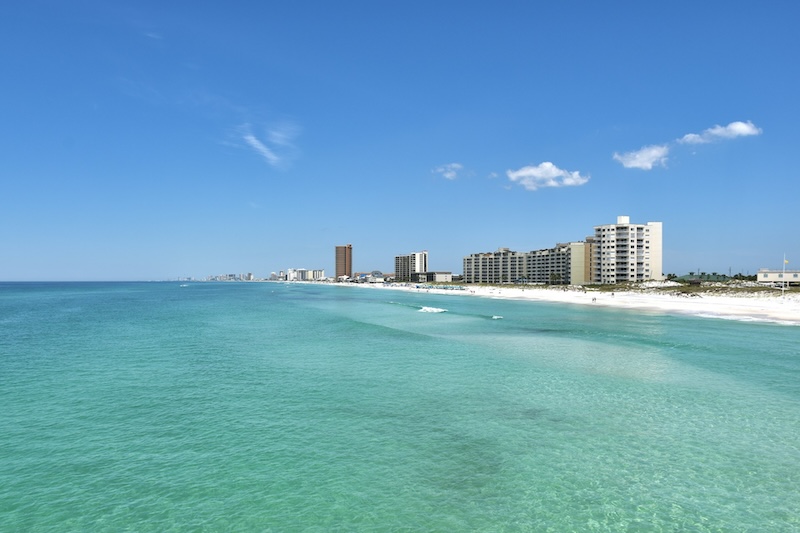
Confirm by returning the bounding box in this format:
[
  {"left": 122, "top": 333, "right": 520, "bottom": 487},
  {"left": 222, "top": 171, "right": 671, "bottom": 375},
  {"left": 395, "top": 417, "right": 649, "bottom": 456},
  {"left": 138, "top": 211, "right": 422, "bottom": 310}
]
[{"left": 1, "top": 282, "right": 799, "bottom": 531}]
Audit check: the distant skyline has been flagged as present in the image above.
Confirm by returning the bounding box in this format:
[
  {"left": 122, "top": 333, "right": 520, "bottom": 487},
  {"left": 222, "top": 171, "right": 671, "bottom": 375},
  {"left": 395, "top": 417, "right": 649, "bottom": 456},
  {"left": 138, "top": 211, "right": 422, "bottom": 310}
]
[{"left": 2, "top": 2, "right": 798, "bottom": 280}]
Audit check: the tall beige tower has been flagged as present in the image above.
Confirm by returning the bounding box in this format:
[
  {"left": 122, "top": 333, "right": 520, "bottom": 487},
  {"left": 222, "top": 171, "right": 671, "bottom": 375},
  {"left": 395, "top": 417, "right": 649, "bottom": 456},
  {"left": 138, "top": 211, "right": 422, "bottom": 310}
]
[{"left": 335, "top": 244, "right": 352, "bottom": 280}]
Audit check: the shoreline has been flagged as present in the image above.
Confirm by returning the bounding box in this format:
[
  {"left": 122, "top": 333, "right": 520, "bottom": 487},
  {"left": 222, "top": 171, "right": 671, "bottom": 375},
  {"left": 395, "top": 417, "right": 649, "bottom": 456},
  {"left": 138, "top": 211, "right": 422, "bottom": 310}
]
[{"left": 347, "top": 282, "right": 800, "bottom": 326}]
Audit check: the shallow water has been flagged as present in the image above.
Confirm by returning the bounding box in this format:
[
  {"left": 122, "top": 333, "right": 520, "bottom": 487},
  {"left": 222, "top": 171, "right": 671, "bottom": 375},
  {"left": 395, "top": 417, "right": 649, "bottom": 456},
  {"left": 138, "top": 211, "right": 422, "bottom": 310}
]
[{"left": 1, "top": 282, "right": 799, "bottom": 531}]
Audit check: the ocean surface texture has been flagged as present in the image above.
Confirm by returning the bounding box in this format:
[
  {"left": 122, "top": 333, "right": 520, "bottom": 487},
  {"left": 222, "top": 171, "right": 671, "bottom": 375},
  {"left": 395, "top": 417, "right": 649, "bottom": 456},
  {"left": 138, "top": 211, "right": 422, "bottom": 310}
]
[{"left": 1, "top": 282, "right": 799, "bottom": 531}]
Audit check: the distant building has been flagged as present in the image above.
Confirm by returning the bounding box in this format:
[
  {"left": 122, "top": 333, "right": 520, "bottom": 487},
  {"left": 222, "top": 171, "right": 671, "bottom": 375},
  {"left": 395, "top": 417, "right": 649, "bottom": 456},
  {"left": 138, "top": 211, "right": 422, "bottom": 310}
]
[
  {"left": 463, "top": 248, "right": 527, "bottom": 284},
  {"left": 758, "top": 268, "right": 800, "bottom": 286},
  {"left": 592, "top": 216, "right": 663, "bottom": 284},
  {"left": 367, "top": 271, "right": 385, "bottom": 283},
  {"left": 464, "top": 213, "right": 666, "bottom": 286},
  {"left": 528, "top": 242, "right": 593, "bottom": 285},
  {"left": 412, "top": 272, "right": 453, "bottom": 283},
  {"left": 394, "top": 251, "right": 428, "bottom": 282},
  {"left": 335, "top": 244, "right": 353, "bottom": 280},
  {"left": 463, "top": 242, "right": 592, "bottom": 285},
  {"left": 286, "top": 268, "right": 326, "bottom": 281}
]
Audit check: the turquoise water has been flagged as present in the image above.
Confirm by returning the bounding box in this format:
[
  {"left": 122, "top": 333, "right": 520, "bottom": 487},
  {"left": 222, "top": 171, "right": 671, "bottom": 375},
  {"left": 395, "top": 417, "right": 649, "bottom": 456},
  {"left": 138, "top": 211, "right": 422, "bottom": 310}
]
[{"left": 1, "top": 282, "right": 799, "bottom": 531}]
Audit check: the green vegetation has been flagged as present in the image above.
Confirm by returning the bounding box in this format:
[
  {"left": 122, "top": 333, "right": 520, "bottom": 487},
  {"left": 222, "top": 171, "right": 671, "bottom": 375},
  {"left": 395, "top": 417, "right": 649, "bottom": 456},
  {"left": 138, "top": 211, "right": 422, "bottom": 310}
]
[
  {"left": 585, "top": 282, "right": 795, "bottom": 296},
  {"left": 456, "top": 280, "right": 796, "bottom": 296}
]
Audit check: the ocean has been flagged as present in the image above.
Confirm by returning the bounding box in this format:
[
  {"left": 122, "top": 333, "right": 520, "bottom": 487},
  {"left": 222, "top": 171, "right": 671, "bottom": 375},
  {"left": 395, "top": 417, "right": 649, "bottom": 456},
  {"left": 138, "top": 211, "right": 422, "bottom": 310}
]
[{"left": 1, "top": 281, "right": 799, "bottom": 531}]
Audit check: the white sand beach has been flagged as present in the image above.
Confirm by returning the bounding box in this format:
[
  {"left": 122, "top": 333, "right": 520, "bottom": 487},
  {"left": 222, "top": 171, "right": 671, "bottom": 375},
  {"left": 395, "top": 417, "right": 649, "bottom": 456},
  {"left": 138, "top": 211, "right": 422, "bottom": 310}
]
[{"left": 356, "top": 282, "right": 800, "bottom": 325}]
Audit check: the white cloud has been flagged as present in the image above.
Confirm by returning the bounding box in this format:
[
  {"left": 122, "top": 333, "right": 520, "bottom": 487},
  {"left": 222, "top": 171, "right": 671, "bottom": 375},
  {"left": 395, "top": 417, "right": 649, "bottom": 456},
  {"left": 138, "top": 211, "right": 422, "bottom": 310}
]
[
  {"left": 240, "top": 122, "right": 300, "bottom": 168},
  {"left": 268, "top": 123, "right": 301, "bottom": 147},
  {"left": 506, "top": 162, "right": 589, "bottom": 191},
  {"left": 612, "top": 144, "right": 670, "bottom": 170},
  {"left": 614, "top": 120, "right": 762, "bottom": 171},
  {"left": 433, "top": 163, "right": 463, "bottom": 180},
  {"left": 678, "top": 120, "right": 762, "bottom": 144},
  {"left": 243, "top": 131, "right": 279, "bottom": 166}
]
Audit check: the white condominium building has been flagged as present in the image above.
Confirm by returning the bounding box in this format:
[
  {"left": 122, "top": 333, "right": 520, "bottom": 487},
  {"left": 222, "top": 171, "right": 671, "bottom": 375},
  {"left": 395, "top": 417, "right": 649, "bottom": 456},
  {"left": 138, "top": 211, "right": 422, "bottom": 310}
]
[
  {"left": 285, "top": 268, "right": 326, "bottom": 281},
  {"left": 593, "top": 216, "right": 663, "bottom": 284},
  {"left": 395, "top": 251, "right": 429, "bottom": 282},
  {"left": 462, "top": 248, "right": 527, "bottom": 284},
  {"left": 462, "top": 242, "right": 592, "bottom": 285}
]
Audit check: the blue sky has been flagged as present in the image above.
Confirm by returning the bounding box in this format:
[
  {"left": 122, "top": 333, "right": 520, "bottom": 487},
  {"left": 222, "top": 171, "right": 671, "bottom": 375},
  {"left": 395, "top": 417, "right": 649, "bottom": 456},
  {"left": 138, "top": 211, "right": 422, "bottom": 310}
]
[{"left": 2, "top": 2, "right": 798, "bottom": 280}]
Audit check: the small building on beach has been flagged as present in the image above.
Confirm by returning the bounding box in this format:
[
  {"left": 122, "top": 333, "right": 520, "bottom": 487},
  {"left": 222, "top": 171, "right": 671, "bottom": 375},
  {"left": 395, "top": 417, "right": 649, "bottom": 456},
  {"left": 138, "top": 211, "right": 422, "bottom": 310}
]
[
  {"left": 757, "top": 268, "right": 800, "bottom": 286},
  {"left": 411, "top": 271, "right": 453, "bottom": 283}
]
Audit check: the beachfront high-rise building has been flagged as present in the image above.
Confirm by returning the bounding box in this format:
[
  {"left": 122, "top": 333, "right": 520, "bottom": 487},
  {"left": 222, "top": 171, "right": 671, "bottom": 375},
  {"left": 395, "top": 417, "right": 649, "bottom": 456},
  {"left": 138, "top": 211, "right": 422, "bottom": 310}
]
[
  {"left": 526, "top": 242, "right": 593, "bottom": 285},
  {"left": 463, "top": 242, "right": 592, "bottom": 285},
  {"left": 462, "top": 248, "right": 527, "bottom": 284},
  {"left": 462, "top": 215, "right": 661, "bottom": 285},
  {"left": 592, "top": 216, "right": 663, "bottom": 284},
  {"left": 335, "top": 244, "right": 353, "bottom": 280},
  {"left": 285, "top": 268, "right": 326, "bottom": 281},
  {"left": 394, "top": 251, "right": 429, "bottom": 282}
]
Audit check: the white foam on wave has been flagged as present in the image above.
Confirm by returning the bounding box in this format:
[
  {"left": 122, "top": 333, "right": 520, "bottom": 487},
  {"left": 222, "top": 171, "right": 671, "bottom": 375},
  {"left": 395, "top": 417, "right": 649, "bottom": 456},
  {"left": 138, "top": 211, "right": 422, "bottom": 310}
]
[
  {"left": 419, "top": 306, "right": 447, "bottom": 313},
  {"left": 695, "top": 313, "right": 799, "bottom": 326}
]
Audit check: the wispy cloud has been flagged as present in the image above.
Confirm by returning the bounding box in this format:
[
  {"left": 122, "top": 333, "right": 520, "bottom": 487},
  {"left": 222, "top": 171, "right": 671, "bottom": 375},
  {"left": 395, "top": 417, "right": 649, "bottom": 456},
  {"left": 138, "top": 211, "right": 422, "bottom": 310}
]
[
  {"left": 614, "top": 120, "right": 762, "bottom": 170},
  {"left": 678, "top": 120, "right": 762, "bottom": 144},
  {"left": 613, "top": 144, "right": 669, "bottom": 170},
  {"left": 506, "top": 162, "right": 589, "bottom": 191},
  {"left": 433, "top": 163, "right": 463, "bottom": 180},
  {"left": 239, "top": 122, "right": 300, "bottom": 168},
  {"left": 242, "top": 129, "right": 279, "bottom": 166}
]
